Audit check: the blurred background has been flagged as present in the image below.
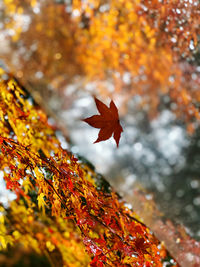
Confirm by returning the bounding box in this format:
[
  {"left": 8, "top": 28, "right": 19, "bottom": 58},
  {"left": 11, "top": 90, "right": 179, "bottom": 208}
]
[{"left": 0, "top": 0, "right": 200, "bottom": 263}]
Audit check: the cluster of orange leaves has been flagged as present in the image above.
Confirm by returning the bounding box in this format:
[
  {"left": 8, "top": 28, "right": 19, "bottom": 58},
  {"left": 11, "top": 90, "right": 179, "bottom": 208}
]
[
  {"left": 1, "top": 0, "right": 200, "bottom": 128},
  {"left": 0, "top": 71, "right": 175, "bottom": 266},
  {"left": 72, "top": 0, "right": 200, "bottom": 122}
]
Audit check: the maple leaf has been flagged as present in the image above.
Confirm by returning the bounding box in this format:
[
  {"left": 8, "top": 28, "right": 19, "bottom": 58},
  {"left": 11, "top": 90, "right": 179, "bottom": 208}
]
[{"left": 83, "top": 97, "right": 123, "bottom": 147}]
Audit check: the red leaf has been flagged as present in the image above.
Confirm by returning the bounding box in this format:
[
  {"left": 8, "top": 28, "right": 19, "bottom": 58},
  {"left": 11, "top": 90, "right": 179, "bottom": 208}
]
[
  {"left": 90, "top": 255, "right": 105, "bottom": 267},
  {"left": 68, "top": 177, "right": 74, "bottom": 191},
  {"left": 48, "top": 227, "right": 54, "bottom": 233},
  {"left": 83, "top": 97, "right": 123, "bottom": 147}
]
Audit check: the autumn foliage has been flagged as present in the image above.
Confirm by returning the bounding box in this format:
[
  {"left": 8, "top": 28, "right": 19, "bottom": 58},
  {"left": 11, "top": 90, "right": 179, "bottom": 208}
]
[
  {"left": 0, "top": 0, "right": 199, "bottom": 265},
  {"left": 0, "top": 71, "right": 173, "bottom": 266},
  {"left": 1, "top": 0, "right": 200, "bottom": 128}
]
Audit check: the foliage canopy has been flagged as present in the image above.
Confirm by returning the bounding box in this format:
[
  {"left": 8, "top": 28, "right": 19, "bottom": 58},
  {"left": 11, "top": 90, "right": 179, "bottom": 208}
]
[
  {"left": 0, "top": 71, "right": 171, "bottom": 266},
  {"left": 1, "top": 0, "right": 200, "bottom": 127}
]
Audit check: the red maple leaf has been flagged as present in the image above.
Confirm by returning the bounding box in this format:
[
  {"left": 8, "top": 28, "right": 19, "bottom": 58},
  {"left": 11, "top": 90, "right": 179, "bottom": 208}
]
[{"left": 83, "top": 97, "right": 123, "bottom": 147}]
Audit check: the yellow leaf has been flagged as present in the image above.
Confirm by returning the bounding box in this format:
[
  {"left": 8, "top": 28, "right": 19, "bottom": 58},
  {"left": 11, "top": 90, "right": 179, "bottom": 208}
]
[
  {"left": 12, "top": 230, "right": 21, "bottom": 239},
  {"left": 37, "top": 193, "right": 46, "bottom": 215},
  {"left": 46, "top": 241, "right": 55, "bottom": 252},
  {"left": 0, "top": 236, "right": 7, "bottom": 249}
]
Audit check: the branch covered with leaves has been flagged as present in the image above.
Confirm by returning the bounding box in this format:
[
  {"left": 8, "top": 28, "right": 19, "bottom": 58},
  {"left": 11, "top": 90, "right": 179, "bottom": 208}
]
[{"left": 0, "top": 71, "right": 177, "bottom": 266}]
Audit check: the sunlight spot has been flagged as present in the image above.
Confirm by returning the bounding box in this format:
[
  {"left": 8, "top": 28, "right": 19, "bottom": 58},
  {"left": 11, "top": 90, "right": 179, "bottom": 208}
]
[
  {"left": 171, "top": 37, "right": 177, "bottom": 43},
  {"left": 193, "top": 197, "right": 200, "bottom": 206},
  {"left": 189, "top": 40, "right": 195, "bottom": 50},
  {"left": 72, "top": 9, "right": 80, "bottom": 17},
  {"left": 190, "top": 180, "right": 199, "bottom": 189},
  {"left": 134, "top": 142, "right": 142, "bottom": 151}
]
